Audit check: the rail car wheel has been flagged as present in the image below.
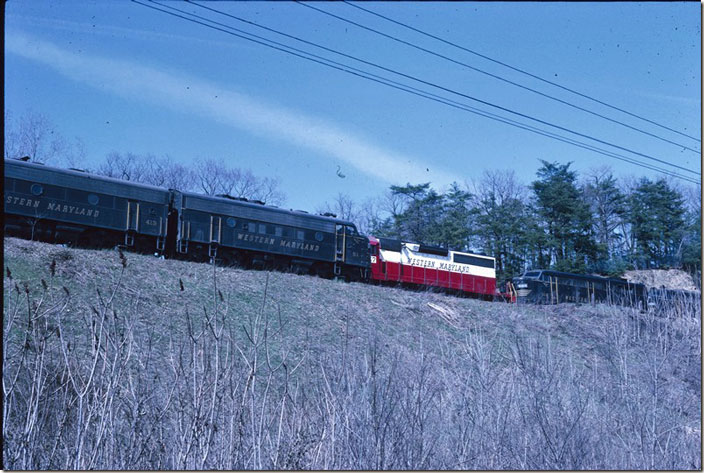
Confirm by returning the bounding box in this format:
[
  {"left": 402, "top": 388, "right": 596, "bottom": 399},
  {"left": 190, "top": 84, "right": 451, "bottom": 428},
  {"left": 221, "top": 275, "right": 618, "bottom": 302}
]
[
  {"left": 220, "top": 249, "right": 244, "bottom": 268},
  {"left": 312, "top": 263, "right": 332, "bottom": 279}
]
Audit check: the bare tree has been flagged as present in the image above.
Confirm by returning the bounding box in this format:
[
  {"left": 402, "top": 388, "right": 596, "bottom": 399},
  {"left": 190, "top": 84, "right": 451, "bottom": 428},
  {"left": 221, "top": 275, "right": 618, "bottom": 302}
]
[
  {"left": 5, "top": 110, "right": 86, "bottom": 166},
  {"left": 97, "top": 152, "right": 150, "bottom": 182},
  {"left": 143, "top": 155, "right": 196, "bottom": 191},
  {"left": 316, "top": 193, "right": 359, "bottom": 221},
  {"left": 193, "top": 158, "right": 227, "bottom": 195},
  {"left": 192, "top": 158, "right": 285, "bottom": 205}
]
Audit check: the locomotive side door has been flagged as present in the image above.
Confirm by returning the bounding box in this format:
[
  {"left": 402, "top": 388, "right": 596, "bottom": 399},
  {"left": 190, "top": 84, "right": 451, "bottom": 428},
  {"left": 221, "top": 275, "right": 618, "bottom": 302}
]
[
  {"left": 208, "top": 215, "right": 222, "bottom": 258},
  {"left": 125, "top": 200, "right": 140, "bottom": 246},
  {"left": 334, "top": 224, "right": 346, "bottom": 262}
]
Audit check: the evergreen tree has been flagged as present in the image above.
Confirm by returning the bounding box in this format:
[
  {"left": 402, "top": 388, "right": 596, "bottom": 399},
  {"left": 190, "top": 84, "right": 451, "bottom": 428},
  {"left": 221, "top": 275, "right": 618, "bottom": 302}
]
[
  {"left": 582, "top": 170, "right": 628, "bottom": 275},
  {"left": 473, "top": 171, "right": 540, "bottom": 281},
  {"left": 627, "top": 178, "right": 687, "bottom": 269},
  {"left": 531, "top": 161, "right": 597, "bottom": 273},
  {"left": 681, "top": 206, "right": 701, "bottom": 276},
  {"left": 389, "top": 183, "right": 446, "bottom": 245},
  {"left": 438, "top": 182, "right": 473, "bottom": 250}
]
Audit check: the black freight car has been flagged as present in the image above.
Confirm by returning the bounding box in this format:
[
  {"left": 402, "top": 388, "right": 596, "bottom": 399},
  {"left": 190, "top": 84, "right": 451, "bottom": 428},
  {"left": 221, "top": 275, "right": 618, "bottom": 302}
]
[
  {"left": 4, "top": 159, "right": 171, "bottom": 252},
  {"left": 171, "top": 191, "right": 370, "bottom": 280},
  {"left": 646, "top": 287, "right": 701, "bottom": 316},
  {"left": 511, "top": 269, "right": 647, "bottom": 307}
]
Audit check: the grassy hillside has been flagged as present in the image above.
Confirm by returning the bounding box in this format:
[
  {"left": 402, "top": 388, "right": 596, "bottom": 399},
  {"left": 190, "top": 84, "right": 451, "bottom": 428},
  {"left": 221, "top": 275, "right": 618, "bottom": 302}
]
[{"left": 3, "top": 237, "right": 701, "bottom": 470}]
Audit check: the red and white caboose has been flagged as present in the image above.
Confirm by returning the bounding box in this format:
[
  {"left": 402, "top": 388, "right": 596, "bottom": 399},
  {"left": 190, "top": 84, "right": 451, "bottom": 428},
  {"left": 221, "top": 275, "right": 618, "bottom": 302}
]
[{"left": 368, "top": 236, "right": 497, "bottom": 299}]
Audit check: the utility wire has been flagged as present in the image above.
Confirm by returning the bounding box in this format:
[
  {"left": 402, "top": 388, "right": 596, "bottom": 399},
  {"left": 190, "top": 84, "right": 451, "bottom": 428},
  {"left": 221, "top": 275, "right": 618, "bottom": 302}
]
[
  {"left": 297, "top": 1, "right": 699, "bottom": 155},
  {"left": 191, "top": 0, "right": 699, "bottom": 177},
  {"left": 343, "top": 0, "right": 702, "bottom": 145},
  {"left": 132, "top": 0, "right": 700, "bottom": 185}
]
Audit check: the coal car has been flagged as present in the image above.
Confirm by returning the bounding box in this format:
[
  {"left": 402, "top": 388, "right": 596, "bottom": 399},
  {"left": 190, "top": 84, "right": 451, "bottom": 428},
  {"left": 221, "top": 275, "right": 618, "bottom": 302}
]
[{"left": 4, "top": 159, "right": 171, "bottom": 252}]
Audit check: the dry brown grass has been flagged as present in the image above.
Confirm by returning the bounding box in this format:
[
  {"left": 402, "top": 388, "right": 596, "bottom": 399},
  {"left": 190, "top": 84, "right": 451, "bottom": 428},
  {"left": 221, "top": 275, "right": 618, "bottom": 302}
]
[{"left": 3, "top": 237, "right": 701, "bottom": 470}]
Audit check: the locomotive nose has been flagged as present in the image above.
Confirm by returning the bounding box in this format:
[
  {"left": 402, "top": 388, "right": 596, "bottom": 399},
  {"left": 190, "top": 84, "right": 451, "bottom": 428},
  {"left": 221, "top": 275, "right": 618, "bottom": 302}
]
[{"left": 512, "top": 277, "right": 532, "bottom": 298}]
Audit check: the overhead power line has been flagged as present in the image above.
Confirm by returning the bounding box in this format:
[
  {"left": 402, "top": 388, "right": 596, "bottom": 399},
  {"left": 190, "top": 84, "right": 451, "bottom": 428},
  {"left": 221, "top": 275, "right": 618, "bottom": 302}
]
[
  {"left": 296, "top": 1, "right": 700, "bottom": 156},
  {"left": 298, "top": 1, "right": 700, "bottom": 155},
  {"left": 342, "top": 0, "right": 702, "bottom": 145},
  {"left": 187, "top": 0, "right": 699, "bottom": 178},
  {"left": 131, "top": 0, "right": 700, "bottom": 185}
]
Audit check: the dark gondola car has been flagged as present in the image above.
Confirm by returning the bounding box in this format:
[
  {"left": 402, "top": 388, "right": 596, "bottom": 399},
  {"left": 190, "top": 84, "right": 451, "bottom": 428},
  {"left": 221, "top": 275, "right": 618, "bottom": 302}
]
[
  {"left": 173, "top": 191, "right": 370, "bottom": 279},
  {"left": 512, "top": 269, "right": 647, "bottom": 307},
  {"left": 4, "top": 159, "right": 171, "bottom": 252}
]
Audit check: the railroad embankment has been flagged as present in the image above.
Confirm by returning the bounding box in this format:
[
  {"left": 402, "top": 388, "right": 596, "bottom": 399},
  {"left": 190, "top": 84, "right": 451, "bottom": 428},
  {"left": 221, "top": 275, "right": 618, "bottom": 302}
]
[
  {"left": 3, "top": 237, "right": 701, "bottom": 470},
  {"left": 624, "top": 268, "right": 700, "bottom": 291}
]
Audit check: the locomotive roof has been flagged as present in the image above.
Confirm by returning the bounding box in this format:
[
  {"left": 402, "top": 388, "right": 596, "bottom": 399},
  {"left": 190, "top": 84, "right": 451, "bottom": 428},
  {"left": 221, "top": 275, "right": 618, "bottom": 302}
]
[
  {"left": 5, "top": 158, "right": 171, "bottom": 202},
  {"left": 178, "top": 191, "right": 358, "bottom": 228},
  {"left": 5, "top": 158, "right": 171, "bottom": 193},
  {"left": 370, "top": 236, "right": 494, "bottom": 260}
]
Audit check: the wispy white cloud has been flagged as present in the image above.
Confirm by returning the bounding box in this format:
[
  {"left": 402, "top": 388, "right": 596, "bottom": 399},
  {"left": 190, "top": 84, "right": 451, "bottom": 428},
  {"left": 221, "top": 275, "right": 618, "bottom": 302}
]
[
  {"left": 6, "top": 31, "right": 457, "bottom": 187},
  {"left": 634, "top": 90, "right": 701, "bottom": 108},
  {"left": 6, "top": 13, "right": 250, "bottom": 51}
]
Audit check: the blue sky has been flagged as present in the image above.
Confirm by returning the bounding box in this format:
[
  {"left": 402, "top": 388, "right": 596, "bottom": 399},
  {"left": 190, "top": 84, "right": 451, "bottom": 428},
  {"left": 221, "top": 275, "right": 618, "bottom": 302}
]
[{"left": 5, "top": 1, "right": 701, "bottom": 210}]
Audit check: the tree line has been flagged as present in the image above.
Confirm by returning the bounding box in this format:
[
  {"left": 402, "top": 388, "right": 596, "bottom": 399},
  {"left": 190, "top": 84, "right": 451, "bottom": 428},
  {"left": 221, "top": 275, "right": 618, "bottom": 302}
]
[{"left": 322, "top": 162, "right": 701, "bottom": 282}]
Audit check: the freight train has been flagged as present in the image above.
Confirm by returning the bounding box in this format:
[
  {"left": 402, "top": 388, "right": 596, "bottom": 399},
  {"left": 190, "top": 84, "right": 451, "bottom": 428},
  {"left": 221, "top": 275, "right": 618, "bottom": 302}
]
[
  {"left": 4, "top": 158, "right": 698, "bottom": 309},
  {"left": 509, "top": 269, "right": 647, "bottom": 307}
]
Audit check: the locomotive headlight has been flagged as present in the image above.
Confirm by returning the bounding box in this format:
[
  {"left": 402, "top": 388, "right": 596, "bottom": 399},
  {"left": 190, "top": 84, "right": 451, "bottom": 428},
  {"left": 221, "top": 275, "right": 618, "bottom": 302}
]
[{"left": 517, "top": 283, "right": 528, "bottom": 289}]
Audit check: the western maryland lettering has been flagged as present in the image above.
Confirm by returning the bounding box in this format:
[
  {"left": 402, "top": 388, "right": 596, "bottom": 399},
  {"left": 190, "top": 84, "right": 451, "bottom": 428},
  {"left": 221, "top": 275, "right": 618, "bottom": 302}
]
[
  {"left": 236, "top": 232, "right": 320, "bottom": 252},
  {"left": 5, "top": 195, "right": 100, "bottom": 217},
  {"left": 406, "top": 256, "right": 475, "bottom": 274},
  {"left": 46, "top": 202, "right": 100, "bottom": 217},
  {"left": 5, "top": 195, "right": 41, "bottom": 209}
]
